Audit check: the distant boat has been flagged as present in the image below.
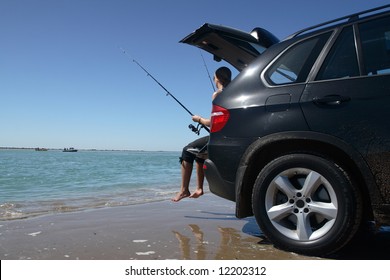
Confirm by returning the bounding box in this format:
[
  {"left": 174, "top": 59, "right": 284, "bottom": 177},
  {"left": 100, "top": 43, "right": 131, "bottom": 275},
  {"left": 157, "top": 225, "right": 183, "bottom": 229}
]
[
  {"left": 35, "top": 148, "right": 48, "bottom": 151},
  {"left": 63, "top": 147, "right": 78, "bottom": 152}
]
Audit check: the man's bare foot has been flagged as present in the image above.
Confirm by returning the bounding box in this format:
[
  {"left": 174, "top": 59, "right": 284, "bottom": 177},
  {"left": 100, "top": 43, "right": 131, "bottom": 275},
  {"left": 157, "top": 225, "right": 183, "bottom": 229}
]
[
  {"left": 189, "top": 188, "right": 204, "bottom": 199},
  {"left": 171, "top": 191, "right": 191, "bottom": 202}
]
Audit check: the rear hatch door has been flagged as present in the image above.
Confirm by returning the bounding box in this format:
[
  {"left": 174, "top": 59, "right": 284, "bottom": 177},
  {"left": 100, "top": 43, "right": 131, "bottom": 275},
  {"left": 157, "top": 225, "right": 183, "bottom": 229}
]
[{"left": 180, "top": 23, "right": 279, "bottom": 71}]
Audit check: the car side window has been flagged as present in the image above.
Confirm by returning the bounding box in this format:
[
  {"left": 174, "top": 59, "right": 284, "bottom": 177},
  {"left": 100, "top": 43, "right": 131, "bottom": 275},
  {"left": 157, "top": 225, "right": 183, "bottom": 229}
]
[
  {"left": 266, "top": 33, "right": 331, "bottom": 85},
  {"left": 359, "top": 15, "right": 390, "bottom": 76},
  {"left": 317, "top": 26, "right": 359, "bottom": 80}
]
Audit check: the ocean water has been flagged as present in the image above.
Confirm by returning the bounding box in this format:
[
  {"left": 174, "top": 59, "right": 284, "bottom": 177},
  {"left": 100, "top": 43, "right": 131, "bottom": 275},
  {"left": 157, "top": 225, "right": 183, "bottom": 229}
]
[{"left": 0, "top": 149, "right": 183, "bottom": 220}]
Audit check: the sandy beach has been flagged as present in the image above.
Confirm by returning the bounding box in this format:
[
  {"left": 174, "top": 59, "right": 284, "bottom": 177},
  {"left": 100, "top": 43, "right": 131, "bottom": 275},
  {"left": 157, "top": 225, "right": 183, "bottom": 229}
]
[{"left": 1, "top": 190, "right": 389, "bottom": 260}]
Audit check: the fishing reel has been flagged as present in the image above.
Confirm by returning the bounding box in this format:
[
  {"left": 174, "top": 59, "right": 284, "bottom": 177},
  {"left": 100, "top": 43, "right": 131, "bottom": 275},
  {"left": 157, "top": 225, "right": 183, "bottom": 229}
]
[{"left": 189, "top": 123, "right": 203, "bottom": 135}]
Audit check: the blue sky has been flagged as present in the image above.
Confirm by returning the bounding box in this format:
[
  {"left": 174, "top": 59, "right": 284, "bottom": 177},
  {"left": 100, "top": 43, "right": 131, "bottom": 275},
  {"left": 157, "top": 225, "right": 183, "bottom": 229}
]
[{"left": 1, "top": 0, "right": 388, "bottom": 151}]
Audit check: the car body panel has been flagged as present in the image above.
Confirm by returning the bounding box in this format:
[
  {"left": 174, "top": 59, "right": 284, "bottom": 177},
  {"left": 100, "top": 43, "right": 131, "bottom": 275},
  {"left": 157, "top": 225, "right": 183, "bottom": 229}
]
[{"left": 301, "top": 76, "right": 390, "bottom": 204}]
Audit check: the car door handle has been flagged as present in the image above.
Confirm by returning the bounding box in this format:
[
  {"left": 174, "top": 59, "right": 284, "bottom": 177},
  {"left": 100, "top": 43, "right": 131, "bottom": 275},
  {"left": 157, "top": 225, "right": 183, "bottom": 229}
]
[{"left": 313, "top": 95, "right": 351, "bottom": 106}]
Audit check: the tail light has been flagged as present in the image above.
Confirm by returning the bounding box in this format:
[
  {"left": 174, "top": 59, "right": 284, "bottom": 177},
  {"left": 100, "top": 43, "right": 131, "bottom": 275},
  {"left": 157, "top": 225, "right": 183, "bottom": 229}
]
[{"left": 210, "top": 105, "right": 230, "bottom": 133}]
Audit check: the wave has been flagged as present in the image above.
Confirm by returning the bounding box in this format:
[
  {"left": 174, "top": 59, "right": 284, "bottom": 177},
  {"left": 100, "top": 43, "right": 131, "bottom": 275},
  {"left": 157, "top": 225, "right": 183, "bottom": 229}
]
[{"left": 0, "top": 186, "right": 181, "bottom": 221}]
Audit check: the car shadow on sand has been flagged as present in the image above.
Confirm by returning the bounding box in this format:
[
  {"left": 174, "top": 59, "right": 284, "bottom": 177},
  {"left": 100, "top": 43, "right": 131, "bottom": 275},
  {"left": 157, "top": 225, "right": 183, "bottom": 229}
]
[
  {"left": 330, "top": 226, "right": 390, "bottom": 259},
  {"left": 241, "top": 216, "right": 390, "bottom": 260}
]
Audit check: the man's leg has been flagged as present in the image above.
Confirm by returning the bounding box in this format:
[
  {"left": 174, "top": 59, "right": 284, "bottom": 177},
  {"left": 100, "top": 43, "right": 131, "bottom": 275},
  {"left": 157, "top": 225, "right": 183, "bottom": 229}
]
[
  {"left": 190, "top": 161, "right": 204, "bottom": 198},
  {"left": 172, "top": 160, "right": 193, "bottom": 202}
]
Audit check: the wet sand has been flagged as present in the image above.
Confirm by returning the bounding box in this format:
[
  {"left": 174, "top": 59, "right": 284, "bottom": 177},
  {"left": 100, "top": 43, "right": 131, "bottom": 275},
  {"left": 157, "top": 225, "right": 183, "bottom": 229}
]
[{"left": 1, "top": 191, "right": 389, "bottom": 260}]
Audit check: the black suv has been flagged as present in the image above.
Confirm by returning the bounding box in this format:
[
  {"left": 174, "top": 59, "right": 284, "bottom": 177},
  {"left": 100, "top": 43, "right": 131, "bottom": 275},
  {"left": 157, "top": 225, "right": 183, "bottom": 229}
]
[{"left": 181, "top": 4, "right": 390, "bottom": 256}]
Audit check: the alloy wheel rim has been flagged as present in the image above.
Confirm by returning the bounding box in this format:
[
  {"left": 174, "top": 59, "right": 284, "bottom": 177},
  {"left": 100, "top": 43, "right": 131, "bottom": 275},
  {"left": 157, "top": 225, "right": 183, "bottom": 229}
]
[{"left": 265, "top": 168, "right": 338, "bottom": 241}]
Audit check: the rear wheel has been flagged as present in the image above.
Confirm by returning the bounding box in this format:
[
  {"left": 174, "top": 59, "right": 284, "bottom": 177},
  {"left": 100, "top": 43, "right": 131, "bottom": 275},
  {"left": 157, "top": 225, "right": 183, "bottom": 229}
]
[{"left": 252, "top": 154, "right": 362, "bottom": 256}]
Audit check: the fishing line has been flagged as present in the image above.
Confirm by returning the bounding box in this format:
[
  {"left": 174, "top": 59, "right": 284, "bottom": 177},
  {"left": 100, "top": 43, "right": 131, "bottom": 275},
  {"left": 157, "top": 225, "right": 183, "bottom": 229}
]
[{"left": 199, "top": 50, "right": 216, "bottom": 92}]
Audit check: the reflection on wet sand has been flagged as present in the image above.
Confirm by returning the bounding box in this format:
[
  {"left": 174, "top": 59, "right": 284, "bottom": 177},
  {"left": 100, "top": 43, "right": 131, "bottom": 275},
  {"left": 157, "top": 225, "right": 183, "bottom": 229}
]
[
  {"left": 177, "top": 209, "right": 390, "bottom": 260},
  {"left": 173, "top": 225, "right": 206, "bottom": 260},
  {"left": 173, "top": 223, "right": 306, "bottom": 260},
  {"left": 215, "top": 227, "right": 261, "bottom": 260}
]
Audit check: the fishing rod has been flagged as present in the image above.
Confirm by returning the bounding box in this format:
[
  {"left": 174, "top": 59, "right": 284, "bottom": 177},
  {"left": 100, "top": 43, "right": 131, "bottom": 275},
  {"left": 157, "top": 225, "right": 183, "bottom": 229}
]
[
  {"left": 199, "top": 50, "right": 216, "bottom": 92},
  {"left": 120, "top": 47, "right": 209, "bottom": 134}
]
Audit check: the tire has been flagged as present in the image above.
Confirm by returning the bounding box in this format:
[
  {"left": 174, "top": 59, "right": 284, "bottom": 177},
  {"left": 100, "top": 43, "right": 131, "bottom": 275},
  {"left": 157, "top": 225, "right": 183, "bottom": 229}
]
[{"left": 252, "top": 153, "right": 362, "bottom": 256}]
